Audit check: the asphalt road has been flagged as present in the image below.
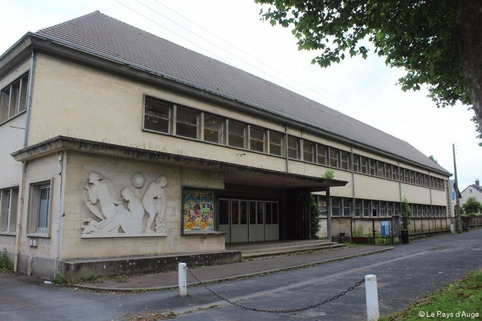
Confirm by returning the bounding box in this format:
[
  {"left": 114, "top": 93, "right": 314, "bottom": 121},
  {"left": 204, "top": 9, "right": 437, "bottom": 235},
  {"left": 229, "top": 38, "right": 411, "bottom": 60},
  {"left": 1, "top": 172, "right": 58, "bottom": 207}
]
[{"left": 1, "top": 229, "right": 481, "bottom": 321}]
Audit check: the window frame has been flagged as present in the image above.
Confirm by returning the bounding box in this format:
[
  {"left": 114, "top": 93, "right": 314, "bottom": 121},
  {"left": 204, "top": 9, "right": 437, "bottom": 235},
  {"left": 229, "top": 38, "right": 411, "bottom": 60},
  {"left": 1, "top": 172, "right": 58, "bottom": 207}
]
[
  {"left": 27, "top": 180, "right": 53, "bottom": 237},
  {"left": 249, "top": 125, "right": 266, "bottom": 153},
  {"left": 0, "top": 73, "right": 29, "bottom": 124},
  {"left": 227, "top": 119, "right": 246, "bottom": 149},
  {"left": 0, "top": 187, "right": 19, "bottom": 235},
  {"left": 268, "top": 130, "right": 285, "bottom": 156}
]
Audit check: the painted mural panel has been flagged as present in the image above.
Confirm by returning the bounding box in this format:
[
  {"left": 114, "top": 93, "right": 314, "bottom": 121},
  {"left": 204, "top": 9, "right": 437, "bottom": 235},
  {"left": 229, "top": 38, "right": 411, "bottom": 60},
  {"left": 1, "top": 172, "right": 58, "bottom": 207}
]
[{"left": 183, "top": 191, "right": 214, "bottom": 232}]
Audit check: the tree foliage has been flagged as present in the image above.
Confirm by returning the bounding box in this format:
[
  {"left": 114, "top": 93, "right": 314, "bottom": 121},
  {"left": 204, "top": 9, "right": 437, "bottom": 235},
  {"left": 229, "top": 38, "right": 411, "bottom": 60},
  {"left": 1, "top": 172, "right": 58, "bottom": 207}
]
[
  {"left": 462, "top": 197, "right": 482, "bottom": 215},
  {"left": 401, "top": 197, "right": 412, "bottom": 229},
  {"left": 255, "top": 0, "right": 482, "bottom": 142}
]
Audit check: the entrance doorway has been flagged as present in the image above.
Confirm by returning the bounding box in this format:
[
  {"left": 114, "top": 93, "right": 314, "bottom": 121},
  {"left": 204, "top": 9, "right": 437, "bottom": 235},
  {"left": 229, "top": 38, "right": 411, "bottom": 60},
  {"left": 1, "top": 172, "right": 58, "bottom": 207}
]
[{"left": 219, "top": 198, "right": 279, "bottom": 243}]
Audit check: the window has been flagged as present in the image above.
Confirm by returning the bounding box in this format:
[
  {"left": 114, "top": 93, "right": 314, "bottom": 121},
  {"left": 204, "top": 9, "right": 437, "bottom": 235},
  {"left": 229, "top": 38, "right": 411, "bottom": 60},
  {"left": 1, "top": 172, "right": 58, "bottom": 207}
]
[
  {"left": 391, "top": 165, "right": 398, "bottom": 180},
  {"left": 380, "top": 202, "right": 386, "bottom": 216},
  {"left": 228, "top": 120, "right": 246, "bottom": 148},
  {"left": 249, "top": 126, "right": 266, "bottom": 152},
  {"left": 354, "top": 199, "right": 362, "bottom": 216},
  {"left": 385, "top": 164, "right": 391, "bottom": 178},
  {"left": 317, "top": 145, "right": 328, "bottom": 165},
  {"left": 303, "top": 140, "right": 314, "bottom": 162},
  {"left": 28, "top": 182, "right": 51, "bottom": 235},
  {"left": 343, "top": 199, "right": 351, "bottom": 216},
  {"left": 329, "top": 148, "right": 339, "bottom": 168},
  {"left": 0, "top": 187, "right": 18, "bottom": 234},
  {"left": 371, "top": 201, "right": 378, "bottom": 216},
  {"left": 369, "top": 160, "right": 376, "bottom": 176},
  {"left": 363, "top": 200, "right": 370, "bottom": 217},
  {"left": 287, "top": 136, "right": 299, "bottom": 159},
  {"left": 0, "top": 73, "right": 29, "bottom": 123},
  {"left": 376, "top": 161, "right": 384, "bottom": 177},
  {"left": 176, "top": 106, "right": 199, "bottom": 139},
  {"left": 144, "top": 96, "right": 171, "bottom": 133},
  {"left": 360, "top": 157, "right": 369, "bottom": 174},
  {"left": 341, "top": 151, "right": 350, "bottom": 170},
  {"left": 353, "top": 155, "right": 360, "bottom": 172},
  {"left": 269, "top": 131, "right": 284, "bottom": 156},
  {"left": 204, "top": 113, "right": 225, "bottom": 144},
  {"left": 331, "top": 198, "right": 340, "bottom": 216}
]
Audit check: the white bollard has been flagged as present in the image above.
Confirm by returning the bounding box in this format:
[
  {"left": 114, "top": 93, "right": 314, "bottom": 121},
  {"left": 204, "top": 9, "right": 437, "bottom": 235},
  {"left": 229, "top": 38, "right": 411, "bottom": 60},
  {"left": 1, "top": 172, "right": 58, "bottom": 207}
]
[
  {"left": 365, "top": 274, "right": 379, "bottom": 321},
  {"left": 178, "top": 262, "right": 187, "bottom": 297}
]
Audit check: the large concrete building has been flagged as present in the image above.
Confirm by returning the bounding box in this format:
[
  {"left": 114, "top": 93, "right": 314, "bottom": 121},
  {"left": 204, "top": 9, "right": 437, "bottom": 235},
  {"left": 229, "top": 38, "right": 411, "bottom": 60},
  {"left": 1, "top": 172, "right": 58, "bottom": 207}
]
[{"left": 0, "top": 12, "right": 451, "bottom": 280}]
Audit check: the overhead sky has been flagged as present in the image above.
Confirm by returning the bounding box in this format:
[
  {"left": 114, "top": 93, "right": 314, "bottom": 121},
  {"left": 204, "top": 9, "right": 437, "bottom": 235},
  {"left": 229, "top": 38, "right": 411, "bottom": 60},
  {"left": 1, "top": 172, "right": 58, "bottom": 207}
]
[{"left": 1, "top": 0, "right": 480, "bottom": 190}]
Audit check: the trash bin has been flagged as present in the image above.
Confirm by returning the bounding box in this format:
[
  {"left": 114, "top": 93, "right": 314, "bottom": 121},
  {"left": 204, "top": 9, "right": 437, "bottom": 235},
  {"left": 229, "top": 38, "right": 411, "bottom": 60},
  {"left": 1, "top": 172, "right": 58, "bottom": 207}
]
[
  {"left": 339, "top": 233, "right": 345, "bottom": 243},
  {"left": 401, "top": 229, "right": 409, "bottom": 244}
]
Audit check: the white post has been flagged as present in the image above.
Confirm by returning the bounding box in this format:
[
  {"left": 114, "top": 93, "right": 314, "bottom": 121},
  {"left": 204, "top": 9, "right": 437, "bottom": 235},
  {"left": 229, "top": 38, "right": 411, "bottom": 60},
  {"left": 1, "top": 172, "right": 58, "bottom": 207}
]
[
  {"left": 365, "top": 274, "right": 379, "bottom": 321},
  {"left": 178, "top": 262, "right": 187, "bottom": 297}
]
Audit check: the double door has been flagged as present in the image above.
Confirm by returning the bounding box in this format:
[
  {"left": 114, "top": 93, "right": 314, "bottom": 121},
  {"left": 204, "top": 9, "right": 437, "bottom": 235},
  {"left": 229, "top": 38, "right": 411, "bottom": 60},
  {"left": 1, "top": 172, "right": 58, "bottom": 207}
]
[{"left": 219, "top": 198, "right": 279, "bottom": 243}]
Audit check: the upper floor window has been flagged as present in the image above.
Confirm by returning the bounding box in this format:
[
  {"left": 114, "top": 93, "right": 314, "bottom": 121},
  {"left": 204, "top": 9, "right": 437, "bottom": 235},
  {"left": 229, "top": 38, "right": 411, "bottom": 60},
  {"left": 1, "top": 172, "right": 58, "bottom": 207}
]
[
  {"left": 317, "top": 145, "right": 328, "bottom": 165},
  {"left": 204, "top": 113, "right": 225, "bottom": 144},
  {"left": 176, "top": 106, "right": 199, "bottom": 139},
  {"left": 303, "top": 140, "right": 315, "bottom": 163},
  {"left": 269, "top": 131, "right": 284, "bottom": 156},
  {"left": 144, "top": 96, "right": 170, "bottom": 133},
  {"left": 0, "top": 73, "right": 29, "bottom": 124},
  {"left": 287, "top": 136, "right": 299, "bottom": 159},
  {"left": 249, "top": 125, "right": 266, "bottom": 152},
  {"left": 228, "top": 119, "right": 246, "bottom": 148},
  {"left": 341, "top": 151, "right": 350, "bottom": 170},
  {"left": 329, "top": 148, "right": 339, "bottom": 167}
]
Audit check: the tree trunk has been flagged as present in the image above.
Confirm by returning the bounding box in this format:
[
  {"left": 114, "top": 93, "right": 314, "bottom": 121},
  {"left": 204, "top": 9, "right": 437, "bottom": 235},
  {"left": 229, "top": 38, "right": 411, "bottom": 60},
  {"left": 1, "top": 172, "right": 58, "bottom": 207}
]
[{"left": 456, "top": 0, "right": 482, "bottom": 131}]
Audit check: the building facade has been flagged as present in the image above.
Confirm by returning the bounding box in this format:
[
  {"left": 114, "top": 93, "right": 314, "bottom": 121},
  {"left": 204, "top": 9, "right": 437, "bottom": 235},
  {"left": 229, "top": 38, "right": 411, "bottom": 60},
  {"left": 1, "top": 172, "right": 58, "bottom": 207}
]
[
  {"left": 460, "top": 179, "right": 482, "bottom": 205},
  {"left": 0, "top": 12, "right": 451, "bottom": 279}
]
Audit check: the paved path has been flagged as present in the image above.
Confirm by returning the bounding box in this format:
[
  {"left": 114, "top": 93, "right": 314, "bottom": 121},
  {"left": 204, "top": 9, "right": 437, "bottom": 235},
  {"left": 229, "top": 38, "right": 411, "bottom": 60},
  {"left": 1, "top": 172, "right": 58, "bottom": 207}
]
[
  {"left": 1, "top": 229, "right": 481, "bottom": 321},
  {"left": 78, "top": 244, "right": 392, "bottom": 291}
]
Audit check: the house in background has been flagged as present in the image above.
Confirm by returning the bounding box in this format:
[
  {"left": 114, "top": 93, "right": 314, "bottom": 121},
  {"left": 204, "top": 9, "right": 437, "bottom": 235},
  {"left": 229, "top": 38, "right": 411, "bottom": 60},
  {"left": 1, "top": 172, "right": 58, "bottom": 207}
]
[
  {"left": 460, "top": 179, "right": 482, "bottom": 205},
  {"left": 0, "top": 12, "right": 451, "bottom": 281}
]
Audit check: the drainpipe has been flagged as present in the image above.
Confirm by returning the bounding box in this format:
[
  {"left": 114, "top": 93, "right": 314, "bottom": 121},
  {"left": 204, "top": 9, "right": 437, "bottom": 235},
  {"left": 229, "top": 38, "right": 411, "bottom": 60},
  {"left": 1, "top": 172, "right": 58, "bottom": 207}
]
[
  {"left": 285, "top": 125, "right": 289, "bottom": 173},
  {"left": 23, "top": 51, "right": 35, "bottom": 148},
  {"left": 14, "top": 51, "right": 36, "bottom": 272}
]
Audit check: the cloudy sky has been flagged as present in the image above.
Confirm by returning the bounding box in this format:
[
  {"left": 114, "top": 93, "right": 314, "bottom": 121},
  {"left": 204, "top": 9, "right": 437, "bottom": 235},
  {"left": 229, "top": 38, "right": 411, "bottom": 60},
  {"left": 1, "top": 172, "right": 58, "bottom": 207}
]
[{"left": 1, "top": 0, "right": 480, "bottom": 190}]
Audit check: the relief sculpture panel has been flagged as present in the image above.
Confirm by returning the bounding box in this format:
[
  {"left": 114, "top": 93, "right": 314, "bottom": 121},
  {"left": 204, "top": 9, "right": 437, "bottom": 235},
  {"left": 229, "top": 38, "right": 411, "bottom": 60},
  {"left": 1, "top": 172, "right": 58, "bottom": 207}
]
[{"left": 81, "top": 171, "right": 168, "bottom": 237}]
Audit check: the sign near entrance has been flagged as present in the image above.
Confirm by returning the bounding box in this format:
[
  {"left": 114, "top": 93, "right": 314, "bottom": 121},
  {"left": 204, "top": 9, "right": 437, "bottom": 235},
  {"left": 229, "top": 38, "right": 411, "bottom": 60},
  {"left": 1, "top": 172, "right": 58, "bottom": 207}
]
[{"left": 183, "top": 191, "right": 215, "bottom": 232}]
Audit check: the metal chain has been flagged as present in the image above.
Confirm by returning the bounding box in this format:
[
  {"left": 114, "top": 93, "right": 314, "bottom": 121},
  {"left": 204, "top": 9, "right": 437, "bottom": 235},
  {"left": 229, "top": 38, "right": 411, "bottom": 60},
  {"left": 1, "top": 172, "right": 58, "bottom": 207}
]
[{"left": 187, "top": 268, "right": 365, "bottom": 314}]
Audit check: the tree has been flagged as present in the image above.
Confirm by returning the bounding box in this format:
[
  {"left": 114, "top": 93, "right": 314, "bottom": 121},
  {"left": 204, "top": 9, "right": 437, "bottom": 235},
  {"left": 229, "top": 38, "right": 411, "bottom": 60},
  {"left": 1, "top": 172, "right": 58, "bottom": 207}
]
[
  {"left": 310, "top": 194, "right": 321, "bottom": 238},
  {"left": 255, "top": 0, "right": 482, "bottom": 142},
  {"left": 401, "top": 197, "right": 412, "bottom": 230},
  {"left": 462, "top": 197, "right": 482, "bottom": 215}
]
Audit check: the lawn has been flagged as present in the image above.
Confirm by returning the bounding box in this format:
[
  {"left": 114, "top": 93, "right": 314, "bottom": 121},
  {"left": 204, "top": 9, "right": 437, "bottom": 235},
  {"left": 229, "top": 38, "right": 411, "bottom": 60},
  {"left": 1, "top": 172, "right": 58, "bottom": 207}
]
[{"left": 380, "top": 269, "right": 481, "bottom": 320}]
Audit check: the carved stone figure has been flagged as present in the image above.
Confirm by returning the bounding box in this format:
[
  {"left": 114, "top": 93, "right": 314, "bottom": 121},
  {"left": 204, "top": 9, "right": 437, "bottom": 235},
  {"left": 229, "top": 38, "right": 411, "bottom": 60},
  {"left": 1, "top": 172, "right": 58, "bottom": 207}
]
[
  {"left": 142, "top": 176, "right": 168, "bottom": 233},
  {"left": 81, "top": 172, "right": 168, "bottom": 236}
]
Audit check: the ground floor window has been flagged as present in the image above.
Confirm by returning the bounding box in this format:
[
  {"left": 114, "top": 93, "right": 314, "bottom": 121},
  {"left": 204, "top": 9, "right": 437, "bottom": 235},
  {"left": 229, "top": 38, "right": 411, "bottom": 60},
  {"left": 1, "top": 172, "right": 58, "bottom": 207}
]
[
  {"left": 27, "top": 181, "right": 51, "bottom": 235},
  {"left": 0, "top": 187, "right": 18, "bottom": 234}
]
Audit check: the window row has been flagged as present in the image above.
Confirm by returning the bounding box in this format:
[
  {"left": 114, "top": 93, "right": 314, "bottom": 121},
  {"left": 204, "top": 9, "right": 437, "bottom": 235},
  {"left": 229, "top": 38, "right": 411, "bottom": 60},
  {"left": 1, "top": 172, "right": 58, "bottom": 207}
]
[
  {"left": 320, "top": 197, "right": 447, "bottom": 218},
  {"left": 144, "top": 96, "right": 445, "bottom": 190},
  {"left": 0, "top": 73, "right": 29, "bottom": 124}
]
